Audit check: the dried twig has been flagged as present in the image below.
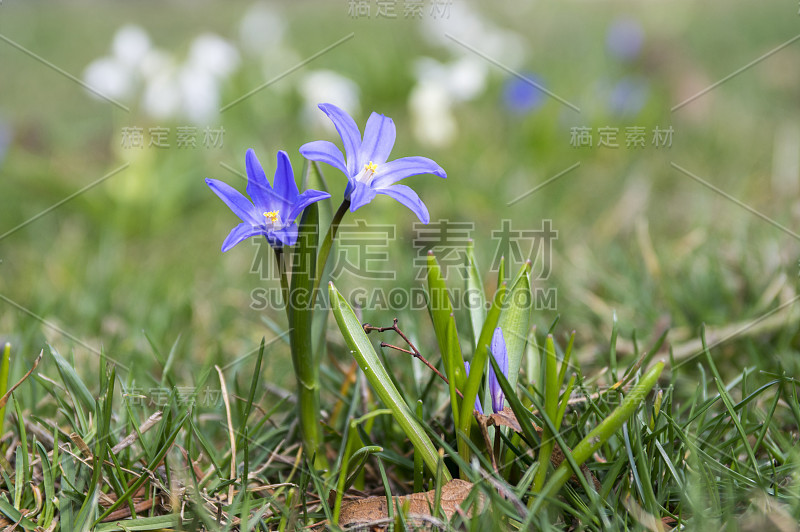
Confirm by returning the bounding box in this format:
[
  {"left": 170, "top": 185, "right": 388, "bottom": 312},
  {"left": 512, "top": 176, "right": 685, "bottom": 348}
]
[
  {"left": 0, "top": 350, "right": 43, "bottom": 409},
  {"left": 363, "top": 318, "right": 463, "bottom": 399},
  {"left": 111, "top": 411, "right": 163, "bottom": 454}
]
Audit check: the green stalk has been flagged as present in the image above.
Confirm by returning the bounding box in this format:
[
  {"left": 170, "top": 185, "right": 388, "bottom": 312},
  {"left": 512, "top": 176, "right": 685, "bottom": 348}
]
[
  {"left": 273, "top": 247, "right": 289, "bottom": 309},
  {"left": 313, "top": 199, "right": 350, "bottom": 297},
  {"left": 286, "top": 204, "right": 328, "bottom": 469},
  {"left": 284, "top": 199, "right": 348, "bottom": 471}
]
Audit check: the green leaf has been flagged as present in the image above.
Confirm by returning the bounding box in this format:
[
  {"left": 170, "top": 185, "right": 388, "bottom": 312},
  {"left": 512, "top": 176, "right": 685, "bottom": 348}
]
[
  {"left": 0, "top": 497, "right": 37, "bottom": 530},
  {"left": 94, "top": 514, "right": 183, "bottom": 531},
  {"left": 329, "top": 282, "right": 450, "bottom": 481},
  {"left": 533, "top": 335, "right": 559, "bottom": 492},
  {"left": 458, "top": 280, "right": 507, "bottom": 452},
  {"left": 76, "top": 366, "right": 115, "bottom": 529},
  {"left": 49, "top": 344, "right": 96, "bottom": 411},
  {"left": 36, "top": 441, "right": 55, "bottom": 528},
  {"left": 497, "top": 262, "right": 532, "bottom": 392},
  {"left": 160, "top": 334, "right": 182, "bottom": 388},
  {"left": 426, "top": 253, "right": 465, "bottom": 389},
  {"left": 0, "top": 343, "right": 10, "bottom": 434},
  {"left": 465, "top": 240, "right": 487, "bottom": 349},
  {"left": 93, "top": 409, "right": 191, "bottom": 525},
  {"left": 535, "top": 361, "right": 665, "bottom": 506},
  {"left": 427, "top": 252, "right": 467, "bottom": 463}
]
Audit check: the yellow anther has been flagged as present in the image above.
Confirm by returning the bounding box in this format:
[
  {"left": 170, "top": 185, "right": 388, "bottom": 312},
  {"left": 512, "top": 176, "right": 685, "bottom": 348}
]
[
  {"left": 264, "top": 210, "right": 279, "bottom": 223},
  {"left": 364, "top": 161, "right": 378, "bottom": 172}
]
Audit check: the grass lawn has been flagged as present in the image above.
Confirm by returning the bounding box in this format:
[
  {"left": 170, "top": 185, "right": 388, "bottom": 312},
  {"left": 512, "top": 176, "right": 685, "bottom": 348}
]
[{"left": 1, "top": 1, "right": 799, "bottom": 529}]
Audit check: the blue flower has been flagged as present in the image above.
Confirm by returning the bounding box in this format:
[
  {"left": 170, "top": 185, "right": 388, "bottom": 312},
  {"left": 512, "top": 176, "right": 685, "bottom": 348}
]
[
  {"left": 464, "top": 326, "right": 509, "bottom": 415},
  {"left": 488, "top": 327, "right": 509, "bottom": 414},
  {"left": 606, "top": 18, "right": 644, "bottom": 61},
  {"left": 299, "top": 103, "right": 446, "bottom": 224},
  {"left": 502, "top": 72, "right": 546, "bottom": 115},
  {"left": 206, "top": 149, "right": 331, "bottom": 251},
  {"left": 609, "top": 77, "right": 649, "bottom": 116}
]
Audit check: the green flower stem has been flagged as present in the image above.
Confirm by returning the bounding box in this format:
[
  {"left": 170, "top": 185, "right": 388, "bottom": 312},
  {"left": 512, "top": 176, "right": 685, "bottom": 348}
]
[
  {"left": 533, "top": 361, "right": 664, "bottom": 510},
  {"left": 286, "top": 204, "right": 329, "bottom": 469},
  {"left": 283, "top": 199, "right": 347, "bottom": 471},
  {"left": 313, "top": 199, "right": 350, "bottom": 298}
]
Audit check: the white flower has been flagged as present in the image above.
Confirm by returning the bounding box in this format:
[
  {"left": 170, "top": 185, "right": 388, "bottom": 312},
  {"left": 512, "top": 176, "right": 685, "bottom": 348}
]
[
  {"left": 179, "top": 65, "right": 220, "bottom": 124},
  {"left": 142, "top": 69, "right": 182, "bottom": 119},
  {"left": 111, "top": 25, "right": 152, "bottom": 68},
  {"left": 187, "top": 34, "right": 240, "bottom": 79},
  {"left": 83, "top": 25, "right": 242, "bottom": 123},
  {"left": 421, "top": 2, "right": 526, "bottom": 69},
  {"left": 83, "top": 57, "right": 135, "bottom": 101},
  {"left": 409, "top": 82, "right": 456, "bottom": 149},
  {"left": 83, "top": 24, "right": 152, "bottom": 102},
  {"left": 239, "top": 2, "right": 287, "bottom": 54},
  {"left": 413, "top": 57, "right": 488, "bottom": 103},
  {"left": 298, "top": 70, "right": 361, "bottom": 133}
]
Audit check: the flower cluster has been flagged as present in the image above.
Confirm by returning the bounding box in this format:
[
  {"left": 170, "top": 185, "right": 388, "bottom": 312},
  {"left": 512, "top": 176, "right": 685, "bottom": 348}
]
[{"left": 206, "top": 103, "right": 447, "bottom": 249}]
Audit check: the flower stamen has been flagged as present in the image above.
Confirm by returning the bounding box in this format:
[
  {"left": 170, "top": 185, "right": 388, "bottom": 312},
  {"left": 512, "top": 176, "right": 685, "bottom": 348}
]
[
  {"left": 264, "top": 210, "right": 280, "bottom": 224},
  {"left": 356, "top": 161, "right": 379, "bottom": 185}
]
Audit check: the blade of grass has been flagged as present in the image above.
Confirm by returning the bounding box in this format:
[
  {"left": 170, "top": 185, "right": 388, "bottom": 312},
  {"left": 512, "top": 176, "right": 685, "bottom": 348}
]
[{"left": 535, "top": 361, "right": 664, "bottom": 509}]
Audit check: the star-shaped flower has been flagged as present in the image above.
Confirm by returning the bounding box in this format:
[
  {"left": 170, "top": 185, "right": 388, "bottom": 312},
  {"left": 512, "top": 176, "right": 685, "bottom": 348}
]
[
  {"left": 206, "top": 149, "right": 330, "bottom": 251},
  {"left": 299, "top": 103, "right": 446, "bottom": 224}
]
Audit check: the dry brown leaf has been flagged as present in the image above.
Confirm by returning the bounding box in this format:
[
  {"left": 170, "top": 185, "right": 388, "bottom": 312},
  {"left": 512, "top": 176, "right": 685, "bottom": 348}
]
[
  {"left": 338, "top": 479, "right": 479, "bottom": 528},
  {"left": 480, "top": 406, "right": 524, "bottom": 433}
]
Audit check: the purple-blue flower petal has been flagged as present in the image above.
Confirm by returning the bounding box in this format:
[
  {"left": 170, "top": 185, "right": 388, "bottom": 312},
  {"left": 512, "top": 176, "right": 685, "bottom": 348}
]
[
  {"left": 371, "top": 156, "right": 447, "bottom": 189},
  {"left": 349, "top": 180, "right": 377, "bottom": 212},
  {"left": 206, "top": 178, "right": 259, "bottom": 225},
  {"left": 375, "top": 184, "right": 430, "bottom": 224},
  {"left": 273, "top": 150, "right": 300, "bottom": 211},
  {"left": 318, "top": 103, "right": 361, "bottom": 176},
  {"left": 358, "top": 112, "right": 396, "bottom": 167},
  {"left": 221, "top": 222, "right": 264, "bottom": 252},
  {"left": 489, "top": 327, "right": 508, "bottom": 413},
  {"left": 464, "top": 361, "right": 484, "bottom": 415},
  {"left": 245, "top": 149, "right": 274, "bottom": 209},
  {"left": 272, "top": 223, "right": 298, "bottom": 247},
  {"left": 298, "top": 140, "right": 348, "bottom": 176},
  {"left": 287, "top": 189, "right": 332, "bottom": 222},
  {"left": 344, "top": 177, "right": 357, "bottom": 200}
]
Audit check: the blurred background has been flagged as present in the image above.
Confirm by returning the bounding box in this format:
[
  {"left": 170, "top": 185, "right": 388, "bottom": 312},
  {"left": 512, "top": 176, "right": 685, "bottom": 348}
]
[{"left": 1, "top": 1, "right": 799, "bottom": 391}]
